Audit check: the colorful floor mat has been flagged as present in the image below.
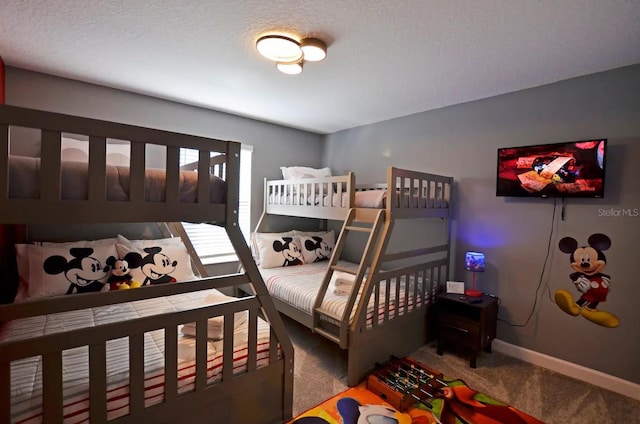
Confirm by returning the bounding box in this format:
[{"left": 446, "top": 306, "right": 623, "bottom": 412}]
[{"left": 288, "top": 379, "right": 544, "bottom": 424}]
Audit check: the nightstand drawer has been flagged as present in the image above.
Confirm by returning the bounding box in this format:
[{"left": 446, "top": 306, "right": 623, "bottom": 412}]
[
  {"left": 436, "top": 293, "right": 498, "bottom": 368},
  {"left": 439, "top": 314, "right": 480, "bottom": 347}
]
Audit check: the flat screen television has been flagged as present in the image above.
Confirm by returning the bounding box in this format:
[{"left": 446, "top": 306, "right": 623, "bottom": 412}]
[{"left": 496, "top": 139, "right": 606, "bottom": 198}]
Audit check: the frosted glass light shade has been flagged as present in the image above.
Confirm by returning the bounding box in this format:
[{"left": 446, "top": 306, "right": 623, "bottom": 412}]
[
  {"left": 256, "top": 35, "right": 302, "bottom": 62},
  {"left": 300, "top": 38, "right": 327, "bottom": 61},
  {"left": 276, "top": 60, "right": 303, "bottom": 75}
]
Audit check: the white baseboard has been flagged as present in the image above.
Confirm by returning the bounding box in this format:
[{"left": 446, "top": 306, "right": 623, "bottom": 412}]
[{"left": 493, "top": 339, "right": 640, "bottom": 402}]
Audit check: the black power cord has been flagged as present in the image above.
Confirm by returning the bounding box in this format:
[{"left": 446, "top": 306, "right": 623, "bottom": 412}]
[{"left": 498, "top": 198, "right": 558, "bottom": 327}]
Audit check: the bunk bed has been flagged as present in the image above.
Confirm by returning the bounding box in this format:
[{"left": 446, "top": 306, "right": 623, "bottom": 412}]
[
  {"left": 252, "top": 167, "right": 453, "bottom": 386},
  {"left": 0, "top": 104, "right": 294, "bottom": 424}
]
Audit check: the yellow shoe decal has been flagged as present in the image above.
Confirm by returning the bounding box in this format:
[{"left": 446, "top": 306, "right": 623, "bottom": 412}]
[
  {"left": 554, "top": 290, "right": 580, "bottom": 316},
  {"left": 580, "top": 308, "right": 620, "bottom": 328}
]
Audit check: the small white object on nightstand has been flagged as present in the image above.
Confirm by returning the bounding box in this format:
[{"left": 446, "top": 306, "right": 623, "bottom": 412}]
[{"left": 446, "top": 281, "right": 465, "bottom": 294}]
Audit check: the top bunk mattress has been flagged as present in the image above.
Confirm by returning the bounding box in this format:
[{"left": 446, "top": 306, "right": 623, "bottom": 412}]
[
  {"left": 264, "top": 167, "right": 452, "bottom": 221},
  {"left": 8, "top": 155, "right": 226, "bottom": 203},
  {"left": 268, "top": 189, "right": 448, "bottom": 209},
  {"left": 268, "top": 189, "right": 387, "bottom": 208},
  {"left": 0, "top": 105, "right": 240, "bottom": 224}
]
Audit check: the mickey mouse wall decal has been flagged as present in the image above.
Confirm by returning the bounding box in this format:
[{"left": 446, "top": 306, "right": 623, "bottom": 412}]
[{"left": 556, "top": 233, "right": 619, "bottom": 328}]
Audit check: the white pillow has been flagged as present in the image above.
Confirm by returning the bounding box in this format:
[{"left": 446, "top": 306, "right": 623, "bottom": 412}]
[
  {"left": 14, "top": 244, "right": 31, "bottom": 302},
  {"left": 280, "top": 166, "right": 332, "bottom": 180},
  {"left": 250, "top": 231, "right": 294, "bottom": 266},
  {"left": 296, "top": 230, "right": 335, "bottom": 264},
  {"left": 15, "top": 243, "right": 30, "bottom": 287},
  {"left": 249, "top": 232, "right": 262, "bottom": 266},
  {"left": 115, "top": 241, "right": 198, "bottom": 286},
  {"left": 280, "top": 166, "right": 332, "bottom": 198},
  {"left": 18, "top": 242, "right": 117, "bottom": 300},
  {"left": 253, "top": 232, "right": 304, "bottom": 269}
]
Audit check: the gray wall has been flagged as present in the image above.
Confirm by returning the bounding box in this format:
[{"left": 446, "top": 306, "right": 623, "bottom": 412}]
[{"left": 324, "top": 64, "right": 640, "bottom": 384}]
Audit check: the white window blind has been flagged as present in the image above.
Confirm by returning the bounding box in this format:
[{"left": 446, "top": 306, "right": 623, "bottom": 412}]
[{"left": 180, "top": 145, "right": 252, "bottom": 264}]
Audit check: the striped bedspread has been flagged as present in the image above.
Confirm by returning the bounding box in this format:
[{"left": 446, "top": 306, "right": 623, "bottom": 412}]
[
  {"left": 260, "top": 261, "right": 428, "bottom": 326},
  {"left": 1, "top": 289, "right": 273, "bottom": 424}
]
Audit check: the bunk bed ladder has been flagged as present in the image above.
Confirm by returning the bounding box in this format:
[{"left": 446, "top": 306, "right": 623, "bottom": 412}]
[
  {"left": 313, "top": 207, "right": 385, "bottom": 348},
  {"left": 160, "top": 218, "right": 295, "bottom": 419}
]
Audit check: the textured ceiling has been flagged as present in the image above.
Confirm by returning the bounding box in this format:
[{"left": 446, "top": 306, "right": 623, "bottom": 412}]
[{"left": 1, "top": 1, "right": 640, "bottom": 134}]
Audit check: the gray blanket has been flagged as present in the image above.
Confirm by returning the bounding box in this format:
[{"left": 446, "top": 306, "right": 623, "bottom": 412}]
[{"left": 8, "top": 155, "right": 226, "bottom": 203}]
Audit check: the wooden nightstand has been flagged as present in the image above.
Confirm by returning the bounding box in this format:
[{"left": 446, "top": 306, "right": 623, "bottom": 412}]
[{"left": 436, "top": 293, "right": 498, "bottom": 368}]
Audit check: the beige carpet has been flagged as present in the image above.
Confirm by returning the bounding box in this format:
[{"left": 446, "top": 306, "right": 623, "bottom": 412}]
[{"left": 284, "top": 315, "right": 640, "bottom": 424}]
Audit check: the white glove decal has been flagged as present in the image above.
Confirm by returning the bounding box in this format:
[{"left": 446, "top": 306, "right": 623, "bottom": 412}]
[{"left": 574, "top": 276, "right": 590, "bottom": 293}]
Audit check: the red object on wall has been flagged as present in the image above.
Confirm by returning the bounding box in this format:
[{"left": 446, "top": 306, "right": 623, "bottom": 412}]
[{"left": 0, "top": 55, "right": 5, "bottom": 104}]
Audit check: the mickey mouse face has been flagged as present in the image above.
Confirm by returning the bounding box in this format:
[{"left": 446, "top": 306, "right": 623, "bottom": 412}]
[
  {"left": 43, "top": 247, "right": 112, "bottom": 287},
  {"left": 273, "top": 237, "right": 303, "bottom": 262},
  {"left": 111, "top": 259, "right": 130, "bottom": 277},
  {"left": 107, "top": 252, "right": 143, "bottom": 278},
  {"left": 570, "top": 246, "right": 605, "bottom": 275},
  {"left": 284, "top": 245, "right": 302, "bottom": 261},
  {"left": 304, "top": 236, "right": 332, "bottom": 261},
  {"left": 69, "top": 257, "right": 109, "bottom": 287},
  {"left": 140, "top": 249, "right": 177, "bottom": 280},
  {"left": 357, "top": 404, "right": 398, "bottom": 422},
  {"left": 558, "top": 233, "right": 611, "bottom": 276}
]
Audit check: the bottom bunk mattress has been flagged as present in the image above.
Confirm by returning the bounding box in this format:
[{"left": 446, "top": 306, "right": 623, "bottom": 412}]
[
  {"left": 259, "top": 261, "right": 429, "bottom": 327},
  {"left": 1, "top": 289, "right": 274, "bottom": 424}
]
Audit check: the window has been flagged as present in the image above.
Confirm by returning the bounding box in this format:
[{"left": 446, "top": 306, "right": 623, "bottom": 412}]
[{"left": 180, "top": 145, "right": 253, "bottom": 264}]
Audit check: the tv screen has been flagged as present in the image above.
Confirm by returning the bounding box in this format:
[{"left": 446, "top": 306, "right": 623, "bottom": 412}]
[{"left": 496, "top": 139, "right": 606, "bottom": 198}]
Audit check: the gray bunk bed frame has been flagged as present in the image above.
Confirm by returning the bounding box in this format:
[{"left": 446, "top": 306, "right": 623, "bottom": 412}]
[
  {"left": 0, "top": 105, "right": 294, "bottom": 424},
  {"left": 256, "top": 167, "right": 453, "bottom": 386}
]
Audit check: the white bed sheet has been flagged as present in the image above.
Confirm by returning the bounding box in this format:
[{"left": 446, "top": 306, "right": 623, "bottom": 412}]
[
  {"left": 1, "top": 289, "right": 273, "bottom": 424},
  {"left": 259, "top": 261, "right": 426, "bottom": 326}
]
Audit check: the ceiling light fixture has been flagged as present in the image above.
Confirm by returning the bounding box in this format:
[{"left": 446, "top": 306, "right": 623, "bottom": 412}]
[
  {"left": 300, "top": 38, "right": 327, "bottom": 62},
  {"left": 276, "top": 60, "right": 304, "bottom": 75},
  {"left": 256, "top": 35, "right": 303, "bottom": 62},
  {"left": 256, "top": 34, "right": 327, "bottom": 75}
]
